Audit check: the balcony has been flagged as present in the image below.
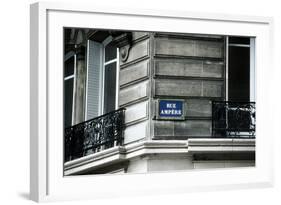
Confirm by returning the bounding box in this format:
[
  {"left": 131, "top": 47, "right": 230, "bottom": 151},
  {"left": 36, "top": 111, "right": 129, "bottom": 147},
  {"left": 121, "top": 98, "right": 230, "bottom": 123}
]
[
  {"left": 212, "top": 101, "right": 256, "bottom": 138},
  {"left": 64, "top": 108, "right": 126, "bottom": 162}
]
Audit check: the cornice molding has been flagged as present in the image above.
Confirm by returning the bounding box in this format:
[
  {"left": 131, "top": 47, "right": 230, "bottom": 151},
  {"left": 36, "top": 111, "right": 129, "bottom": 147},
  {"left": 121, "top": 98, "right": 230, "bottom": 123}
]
[
  {"left": 188, "top": 138, "right": 255, "bottom": 153},
  {"left": 64, "top": 138, "right": 255, "bottom": 175}
]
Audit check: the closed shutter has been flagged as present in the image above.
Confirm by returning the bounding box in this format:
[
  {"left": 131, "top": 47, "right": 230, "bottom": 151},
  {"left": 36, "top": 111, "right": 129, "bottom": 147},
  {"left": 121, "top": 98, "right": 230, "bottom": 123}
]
[{"left": 85, "top": 40, "right": 102, "bottom": 120}]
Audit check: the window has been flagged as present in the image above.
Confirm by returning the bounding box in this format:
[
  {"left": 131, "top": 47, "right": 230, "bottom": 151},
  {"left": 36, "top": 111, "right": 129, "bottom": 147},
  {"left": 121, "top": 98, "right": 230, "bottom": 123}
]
[
  {"left": 103, "top": 42, "right": 118, "bottom": 114},
  {"left": 212, "top": 36, "right": 256, "bottom": 138},
  {"left": 64, "top": 53, "right": 76, "bottom": 128},
  {"left": 226, "top": 36, "right": 255, "bottom": 101},
  {"left": 85, "top": 36, "right": 119, "bottom": 120}
]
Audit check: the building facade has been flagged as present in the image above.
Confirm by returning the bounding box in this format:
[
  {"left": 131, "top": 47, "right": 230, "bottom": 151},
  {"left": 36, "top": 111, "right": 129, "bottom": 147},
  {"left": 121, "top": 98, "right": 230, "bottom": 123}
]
[{"left": 63, "top": 29, "right": 255, "bottom": 175}]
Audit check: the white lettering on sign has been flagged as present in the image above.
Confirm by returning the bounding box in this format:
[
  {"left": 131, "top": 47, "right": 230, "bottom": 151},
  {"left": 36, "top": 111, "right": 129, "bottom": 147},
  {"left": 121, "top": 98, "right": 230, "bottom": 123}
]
[
  {"left": 160, "top": 109, "right": 182, "bottom": 115},
  {"left": 167, "top": 103, "right": 176, "bottom": 108},
  {"left": 159, "top": 100, "right": 183, "bottom": 118}
]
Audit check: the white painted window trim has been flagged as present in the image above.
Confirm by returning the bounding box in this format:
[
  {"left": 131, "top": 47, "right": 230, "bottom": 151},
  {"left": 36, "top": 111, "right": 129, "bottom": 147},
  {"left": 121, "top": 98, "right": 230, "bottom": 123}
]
[
  {"left": 225, "top": 36, "right": 229, "bottom": 101},
  {"left": 250, "top": 38, "right": 256, "bottom": 101},
  {"left": 71, "top": 55, "right": 77, "bottom": 126},
  {"left": 85, "top": 36, "right": 119, "bottom": 117},
  {"left": 99, "top": 44, "right": 104, "bottom": 116},
  {"left": 101, "top": 36, "right": 119, "bottom": 114},
  {"left": 101, "top": 40, "right": 106, "bottom": 115},
  {"left": 84, "top": 40, "right": 90, "bottom": 120},
  {"left": 63, "top": 74, "right": 74, "bottom": 81},
  {"left": 104, "top": 58, "right": 118, "bottom": 66},
  {"left": 228, "top": 43, "right": 251, "bottom": 47},
  {"left": 115, "top": 47, "right": 120, "bottom": 110}
]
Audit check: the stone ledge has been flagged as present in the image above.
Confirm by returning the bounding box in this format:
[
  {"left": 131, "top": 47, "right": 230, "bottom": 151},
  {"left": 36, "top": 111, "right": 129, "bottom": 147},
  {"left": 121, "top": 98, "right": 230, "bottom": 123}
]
[
  {"left": 64, "top": 146, "right": 126, "bottom": 175},
  {"left": 64, "top": 140, "right": 188, "bottom": 175},
  {"left": 188, "top": 138, "right": 255, "bottom": 153},
  {"left": 64, "top": 138, "right": 255, "bottom": 175}
]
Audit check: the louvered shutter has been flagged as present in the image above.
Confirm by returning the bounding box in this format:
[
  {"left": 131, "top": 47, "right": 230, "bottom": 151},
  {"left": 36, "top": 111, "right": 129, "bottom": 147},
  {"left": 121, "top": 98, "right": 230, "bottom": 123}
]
[{"left": 85, "top": 40, "right": 102, "bottom": 120}]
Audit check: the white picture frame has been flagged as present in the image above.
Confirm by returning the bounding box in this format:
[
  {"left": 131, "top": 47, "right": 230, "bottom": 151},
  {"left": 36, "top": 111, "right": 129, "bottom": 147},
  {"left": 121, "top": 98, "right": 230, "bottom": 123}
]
[{"left": 30, "top": 2, "right": 274, "bottom": 202}]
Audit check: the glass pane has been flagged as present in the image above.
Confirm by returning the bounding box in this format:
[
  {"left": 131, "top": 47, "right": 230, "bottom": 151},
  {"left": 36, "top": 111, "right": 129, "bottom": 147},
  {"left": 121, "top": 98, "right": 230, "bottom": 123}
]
[
  {"left": 105, "top": 44, "right": 117, "bottom": 62},
  {"left": 103, "top": 62, "right": 116, "bottom": 113},
  {"left": 229, "top": 37, "right": 250, "bottom": 45},
  {"left": 228, "top": 46, "right": 250, "bottom": 101},
  {"left": 64, "top": 78, "right": 74, "bottom": 127},
  {"left": 64, "top": 56, "right": 75, "bottom": 77}
]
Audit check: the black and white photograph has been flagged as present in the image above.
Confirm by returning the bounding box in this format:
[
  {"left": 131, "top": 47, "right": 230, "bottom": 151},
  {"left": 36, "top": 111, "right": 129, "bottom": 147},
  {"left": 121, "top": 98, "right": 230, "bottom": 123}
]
[
  {"left": 22, "top": 0, "right": 279, "bottom": 203},
  {"left": 63, "top": 28, "right": 256, "bottom": 176},
  {"left": 1, "top": 0, "right": 281, "bottom": 203}
]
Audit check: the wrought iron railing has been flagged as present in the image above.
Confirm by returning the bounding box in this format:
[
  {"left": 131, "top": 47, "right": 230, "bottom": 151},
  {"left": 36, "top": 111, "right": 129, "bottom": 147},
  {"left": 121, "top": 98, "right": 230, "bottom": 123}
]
[
  {"left": 212, "top": 101, "right": 255, "bottom": 138},
  {"left": 64, "top": 108, "right": 126, "bottom": 162}
]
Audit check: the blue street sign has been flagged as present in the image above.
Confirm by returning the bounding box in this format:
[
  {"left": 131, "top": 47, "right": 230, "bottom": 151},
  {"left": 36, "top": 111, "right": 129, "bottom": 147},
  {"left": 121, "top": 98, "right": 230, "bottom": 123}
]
[{"left": 159, "top": 100, "right": 183, "bottom": 117}]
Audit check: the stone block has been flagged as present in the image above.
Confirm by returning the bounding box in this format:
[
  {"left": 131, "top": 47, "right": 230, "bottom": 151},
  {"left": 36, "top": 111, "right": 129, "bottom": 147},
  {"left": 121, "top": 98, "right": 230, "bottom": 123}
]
[
  {"left": 127, "top": 157, "right": 148, "bottom": 173},
  {"left": 119, "top": 81, "right": 149, "bottom": 106},
  {"left": 154, "top": 79, "right": 202, "bottom": 97},
  {"left": 155, "top": 38, "right": 195, "bottom": 56},
  {"left": 202, "top": 61, "right": 224, "bottom": 78},
  {"left": 155, "top": 59, "right": 224, "bottom": 78},
  {"left": 120, "top": 39, "right": 149, "bottom": 66},
  {"left": 124, "top": 121, "right": 148, "bottom": 144},
  {"left": 155, "top": 38, "right": 224, "bottom": 58},
  {"left": 193, "top": 161, "right": 225, "bottom": 169},
  {"left": 148, "top": 155, "right": 194, "bottom": 171},
  {"left": 155, "top": 59, "right": 202, "bottom": 77},
  {"left": 203, "top": 81, "right": 223, "bottom": 98},
  {"left": 132, "top": 32, "right": 149, "bottom": 41},
  {"left": 173, "top": 120, "right": 211, "bottom": 137},
  {"left": 185, "top": 99, "right": 212, "bottom": 117},
  {"left": 124, "top": 101, "right": 148, "bottom": 125},
  {"left": 120, "top": 60, "right": 149, "bottom": 86},
  {"left": 154, "top": 121, "right": 174, "bottom": 137},
  {"left": 195, "top": 40, "right": 224, "bottom": 58}
]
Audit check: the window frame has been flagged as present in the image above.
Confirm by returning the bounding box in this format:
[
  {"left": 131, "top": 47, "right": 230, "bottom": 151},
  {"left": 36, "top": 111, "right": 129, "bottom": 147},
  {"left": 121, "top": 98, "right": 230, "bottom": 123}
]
[
  {"left": 64, "top": 51, "right": 77, "bottom": 127},
  {"left": 225, "top": 36, "right": 256, "bottom": 102},
  {"left": 85, "top": 36, "right": 120, "bottom": 120},
  {"left": 224, "top": 36, "right": 256, "bottom": 137},
  {"left": 101, "top": 36, "right": 120, "bottom": 115}
]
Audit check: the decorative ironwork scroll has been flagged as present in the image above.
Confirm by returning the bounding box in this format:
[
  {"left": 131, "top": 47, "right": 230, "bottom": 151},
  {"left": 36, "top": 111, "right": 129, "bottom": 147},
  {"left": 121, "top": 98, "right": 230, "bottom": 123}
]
[
  {"left": 64, "top": 108, "right": 126, "bottom": 162},
  {"left": 212, "top": 101, "right": 255, "bottom": 138}
]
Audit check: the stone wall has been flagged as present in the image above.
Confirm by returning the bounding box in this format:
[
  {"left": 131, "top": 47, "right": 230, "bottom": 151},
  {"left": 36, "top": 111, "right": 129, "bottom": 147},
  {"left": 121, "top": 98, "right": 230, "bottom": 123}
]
[
  {"left": 119, "top": 32, "right": 225, "bottom": 143},
  {"left": 118, "top": 32, "right": 152, "bottom": 144},
  {"left": 150, "top": 33, "right": 225, "bottom": 139}
]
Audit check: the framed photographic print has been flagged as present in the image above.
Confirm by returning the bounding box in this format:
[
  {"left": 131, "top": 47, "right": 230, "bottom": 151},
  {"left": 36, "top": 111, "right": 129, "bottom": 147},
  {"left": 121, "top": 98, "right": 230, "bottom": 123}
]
[{"left": 30, "top": 1, "right": 274, "bottom": 202}]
